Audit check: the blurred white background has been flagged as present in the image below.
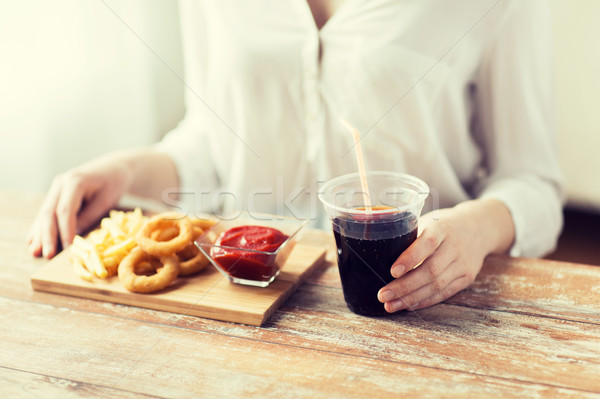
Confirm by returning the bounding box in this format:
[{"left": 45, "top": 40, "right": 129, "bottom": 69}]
[
  {"left": 1, "top": 0, "right": 599, "bottom": 211},
  {"left": 552, "top": 0, "right": 600, "bottom": 210},
  {"left": 0, "top": 0, "right": 184, "bottom": 192}
]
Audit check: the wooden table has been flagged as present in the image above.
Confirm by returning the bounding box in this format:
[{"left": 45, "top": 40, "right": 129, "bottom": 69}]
[{"left": 2, "top": 192, "right": 600, "bottom": 398}]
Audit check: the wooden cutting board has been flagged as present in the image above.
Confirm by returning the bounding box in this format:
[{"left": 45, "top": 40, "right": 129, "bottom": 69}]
[{"left": 31, "top": 231, "right": 327, "bottom": 326}]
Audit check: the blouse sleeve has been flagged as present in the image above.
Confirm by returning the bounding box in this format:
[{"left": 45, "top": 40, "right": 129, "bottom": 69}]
[
  {"left": 471, "top": 0, "right": 565, "bottom": 257},
  {"left": 153, "top": 116, "right": 220, "bottom": 213},
  {"left": 152, "top": 0, "right": 220, "bottom": 214}
]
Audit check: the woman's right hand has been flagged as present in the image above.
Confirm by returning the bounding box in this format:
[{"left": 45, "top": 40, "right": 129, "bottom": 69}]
[{"left": 27, "top": 157, "right": 131, "bottom": 259}]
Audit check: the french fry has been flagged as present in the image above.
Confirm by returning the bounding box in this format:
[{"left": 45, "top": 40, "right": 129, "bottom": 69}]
[
  {"left": 69, "top": 207, "right": 146, "bottom": 281},
  {"left": 101, "top": 218, "right": 125, "bottom": 239},
  {"left": 69, "top": 241, "right": 90, "bottom": 262},
  {"left": 126, "top": 208, "right": 144, "bottom": 233},
  {"left": 72, "top": 258, "right": 94, "bottom": 282},
  {"left": 90, "top": 248, "right": 108, "bottom": 278},
  {"left": 102, "top": 236, "right": 136, "bottom": 258},
  {"left": 102, "top": 256, "right": 120, "bottom": 276}
]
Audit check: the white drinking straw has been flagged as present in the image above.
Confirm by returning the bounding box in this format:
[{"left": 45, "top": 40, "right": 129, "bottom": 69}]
[{"left": 339, "top": 117, "right": 372, "bottom": 213}]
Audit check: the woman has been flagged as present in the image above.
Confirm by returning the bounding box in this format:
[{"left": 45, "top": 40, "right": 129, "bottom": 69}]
[{"left": 28, "top": 0, "right": 563, "bottom": 313}]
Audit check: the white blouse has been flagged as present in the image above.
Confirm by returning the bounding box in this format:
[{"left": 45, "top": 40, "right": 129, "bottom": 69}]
[{"left": 156, "top": 0, "right": 564, "bottom": 257}]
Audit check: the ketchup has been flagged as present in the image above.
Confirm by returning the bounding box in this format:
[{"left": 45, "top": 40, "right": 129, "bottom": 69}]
[{"left": 210, "top": 225, "right": 289, "bottom": 281}]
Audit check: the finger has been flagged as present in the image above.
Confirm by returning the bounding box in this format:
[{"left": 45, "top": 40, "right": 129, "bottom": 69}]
[
  {"left": 28, "top": 223, "right": 43, "bottom": 257},
  {"left": 395, "top": 274, "right": 472, "bottom": 312},
  {"left": 36, "top": 178, "right": 63, "bottom": 259},
  {"left": 55, "top": 178, "right": 85, "bottom": 249},
  {"left": 384, "top": 259, "right": 463, "bottom": 312},
  {"left": 40, "top": 209, "right": 59, "bottom": 259},
  {"left": 379, "top": 239, "right": 456, "bottom": 303},
  {"left": 77, "top": 192, "right": 114, "bottom": 234},
  {"left": 390, "top": 226, "right": 446, "bottom": 278}
]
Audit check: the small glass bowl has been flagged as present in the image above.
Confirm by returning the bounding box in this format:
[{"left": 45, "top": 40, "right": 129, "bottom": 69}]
[{"left": 195, "top": 212, "right": 307, "bottom": 287}]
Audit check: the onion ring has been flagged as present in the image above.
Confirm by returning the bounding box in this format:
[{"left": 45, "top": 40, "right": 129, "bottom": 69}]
[
  {"left": 136, "top": 213, "right": 193, "bottom": 257},
  {"left": 118, "top": 247, "right": 180, "bottom": 293},
  {"left": 150, "top": 226, "right": 179, "bottom": 242},
  {"left": 134, "top": 259, "right": 161, "bottom": 276},
  {"left": 177, "top": 226, "right": 210, "bottom": 276},
  {"left": 190, "top": 218, "right": 217, "bottom": 230}
]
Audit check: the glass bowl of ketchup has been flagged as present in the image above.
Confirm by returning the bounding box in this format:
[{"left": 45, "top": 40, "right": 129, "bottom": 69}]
[{"left": 195, "top": 213, "right": 307, "bottom": 287}]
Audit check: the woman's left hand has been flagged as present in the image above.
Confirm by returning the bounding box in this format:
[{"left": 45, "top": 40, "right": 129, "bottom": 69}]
[{"left": 377, "top": 198, "right": 515, "bottom": 313}]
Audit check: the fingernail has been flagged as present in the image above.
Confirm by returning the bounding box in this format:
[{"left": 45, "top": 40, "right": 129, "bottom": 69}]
[
  {"left": 391, "top": 264, "right": 405, "bottom": 278},
  {"left": 378, "top": 289, "right": 395, "bottom": 303},
  {"left": 43, "top": 244, "right": 53, "bottom": 258},
  {"left": 389, "top": 298, "right": 407, "bottom": 312}
]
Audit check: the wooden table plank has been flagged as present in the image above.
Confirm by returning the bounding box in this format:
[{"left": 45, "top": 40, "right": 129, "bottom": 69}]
[
  {"left": 1, "top": 296, "right": 598, "bottom": 399},
  {"left": 0, "top": 366, "right": 159, "bottom": 399},
  {"left": 3, "top": 191, "right": 600, "bottom": 397},
  {"left": 280, "top": 286, "right": 600, "bottom": 392},
  {"left": 3, "top": 251, "right": 600, "bottom": 393},
  {"left": 446, "top": 256, "right": 600, "bottom": 324}
]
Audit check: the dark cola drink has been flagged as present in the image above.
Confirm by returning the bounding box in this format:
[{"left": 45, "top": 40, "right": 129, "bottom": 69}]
[{"left": 332, "top": 207, "right": 418, "bottom": 316}]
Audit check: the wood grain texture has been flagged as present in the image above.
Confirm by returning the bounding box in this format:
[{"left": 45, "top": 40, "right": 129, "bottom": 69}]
[
  {"left": 1, "top": 296, "right": 598, "bottom": 399},
  {"left": 446, "top": 255, "right": 600, "bottom": 324},
  {"left": 5, "top": 250, "right": 600, "bottom": 394},
  {"left": 8, "top": 270, "right": 600, "bottom": 392},
  {"left": 278, "top": 287, "right": 600, "bottom": 392},
  {"left": 0, "top": 366, "right": 159, "bottom": 399},
  {"left": 11, "top": 269, "right": 600, "bottom": 393},
  {"left": 2, "top": 192, "right": 600, "bottom": 397}
]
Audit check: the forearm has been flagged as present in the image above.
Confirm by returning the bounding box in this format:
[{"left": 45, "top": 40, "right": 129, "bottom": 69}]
[
  {"left": 453, "top": 198, "right": 515, "bottom": 256},
  {"left": 91, "top": 148, "right": 179, "bottom": 203}
]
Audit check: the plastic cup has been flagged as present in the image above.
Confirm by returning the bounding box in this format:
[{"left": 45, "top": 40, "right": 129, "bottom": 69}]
[{"left": 319, "top": 171, "right": 429, "bottom": 316}]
